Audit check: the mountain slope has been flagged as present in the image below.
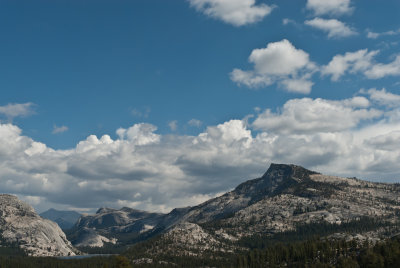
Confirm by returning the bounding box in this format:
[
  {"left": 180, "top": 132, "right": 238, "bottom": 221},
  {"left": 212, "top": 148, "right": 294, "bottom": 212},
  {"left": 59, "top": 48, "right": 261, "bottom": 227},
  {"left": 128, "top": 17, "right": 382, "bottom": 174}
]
[
  {"left": 68, "top": 163, "right": 400, "bottom": 260},
  {"left": 0, "top": 194, "right": 77, "bottom": 257},
  {"left": 180, "top": 163, "right": 317, "bottom": 224},
  {"left": 125, "top": 163, "right": 400, "bottom": 260},
  {"left": 40, "top": 208, "right": 82, "bottom": 230}
]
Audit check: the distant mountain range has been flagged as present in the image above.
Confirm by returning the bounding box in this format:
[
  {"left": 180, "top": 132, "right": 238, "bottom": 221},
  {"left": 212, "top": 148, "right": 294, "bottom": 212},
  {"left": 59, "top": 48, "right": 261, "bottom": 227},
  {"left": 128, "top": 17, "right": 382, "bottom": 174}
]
[
  {"left": 40, "top": 208, "right": 82, "bottom": 230},
  {"left": 68, "top": 207, "right": 164, "bottom": 248},
  {"left": 2, "top": 163, "right": 400, "bottom": 261},
  {"left": 66, "top": 163, "right": 400, "bottom": 259}
]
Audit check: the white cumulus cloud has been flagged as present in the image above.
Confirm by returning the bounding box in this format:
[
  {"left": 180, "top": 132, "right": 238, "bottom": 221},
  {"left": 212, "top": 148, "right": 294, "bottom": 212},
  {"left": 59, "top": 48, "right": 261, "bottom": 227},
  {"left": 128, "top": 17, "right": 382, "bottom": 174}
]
[
  {"left": 364, "top": 55, "right": 400, "bottom": 79},
  {"left": 2, "top": 89, "right": 400, "bottom": 213},
  {"left": 323, "top": 49, "right": 400, "bottom": 80},
  {"left": 188, "top": 0, "right": 274, "bottom": 26},
  {"left": 305, "top": 18, "right": 357, "bottom": 39},
  {"left": 116, "top": 123, "right": 160, "bottom": 145},
  {"left": 360, "top": 88, "right": 400, "bottom": 108},
  {"left": 306, "top": 0, "right": 353, "bottom": 16},
  {"left": 322, "top": 49, "right": 378, "bottom": 81},
  {"left": 252, "top": 96, "right": 380, "bottom": 134},
  {"left": 0, "top": 103, "right": 36, "bottom": 122},
  {"left": 230, "top": 39, "right": 316, "bottom": 94}
]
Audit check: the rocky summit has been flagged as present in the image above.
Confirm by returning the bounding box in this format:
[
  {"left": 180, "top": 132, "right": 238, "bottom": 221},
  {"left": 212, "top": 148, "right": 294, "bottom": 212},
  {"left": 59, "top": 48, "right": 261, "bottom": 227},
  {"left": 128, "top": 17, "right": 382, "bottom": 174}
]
[{"left": 0, "top": 194, "right": 77, "bottom": 257}]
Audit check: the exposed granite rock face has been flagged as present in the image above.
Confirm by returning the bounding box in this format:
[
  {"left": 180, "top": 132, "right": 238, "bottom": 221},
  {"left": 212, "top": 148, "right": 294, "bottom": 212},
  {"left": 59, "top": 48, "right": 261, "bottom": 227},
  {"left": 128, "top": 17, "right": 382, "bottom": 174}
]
[
  {"left": 158, "top": 221, "right": 237, "bottom": 256},
  {"left": 0, "top": 194, "right": 77, "bottom": 256},
  {"left": 73, "top": 227, "right": 117, "bottom": 248},
  {"left": 179, "top": 164, "right": 318, "bottom": 224}
]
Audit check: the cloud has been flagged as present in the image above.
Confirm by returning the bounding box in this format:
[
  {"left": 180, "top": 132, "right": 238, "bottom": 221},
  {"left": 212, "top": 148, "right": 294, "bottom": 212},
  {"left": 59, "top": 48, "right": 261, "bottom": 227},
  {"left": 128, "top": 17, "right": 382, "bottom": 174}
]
[
  {"left": 131, "top": 107, "right": 151, "bottom": 118},
  {"left": 245, "top": 40, "right": 310, "bottom": 75},
  {"left": 0, "top": 103, "right": 36, "bottom": 121},
  {"left": 188, "top": 119, "right": 202, "bottom": 127},
  {"left": 306, "top": 0, "right": 353, "bottom": 16},
  {"left": 360, "top": 88, "right": 400, "bottom": 108},
  {"left": 252, "top": 96, "right": 380, "bottom": 134},
  {"left": 116, "top": 123, "right": 160, "bottom": 145},
  {"left": 235, "top": 42, "right": 400, "bottom": 88},
  {"left": 52, "top": 125, "right": 68, "bottom": 134},
  {"left": 323, "top": 49, "right": 400, "bottom": 80},
  {"left": 230, "top": 39, "right": 316, "bottom": 94},
  {"left": 188, "top": 0, "right": 274, "bottom": 26},
  {"left": 280, "top": 78, "right": 314, "bottom": 94},
  {"left": 367, "top": 28, "right": 400, "bottom": 39},
  {"left": 305, "top": 18, "right": 357, "bottom": 39},
  {"left": 322, "top": 49, "right": 379, "bottom": 81},
  {"left": 365, "top": 131, "right": 400, "bottom": 151},
  {"left": 168, "top": 120, "right": 178, "bottom": 131},
  {"left": 282, "top": 18, "right": 296, "bottom": 26},
  {"left": 3, "top": 90, "right": 400, "bottom": 213},
  {"left": 0, "top": 120, "right": 263, "bottom": 212},
  {"left": 366, "top": 32, "right": 379, "bottom": 39},
  {"left": 364, "top": 55, "right": 400, "bottom": 79}
]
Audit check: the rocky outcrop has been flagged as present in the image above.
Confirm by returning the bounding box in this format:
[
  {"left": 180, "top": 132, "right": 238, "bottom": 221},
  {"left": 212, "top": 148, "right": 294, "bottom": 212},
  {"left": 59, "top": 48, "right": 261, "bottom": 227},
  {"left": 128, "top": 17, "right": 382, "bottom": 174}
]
[
  {"left": 152, "top": 222, "right": 236, "bottom": 257},
  {"left": 73, "top": 227, "right": 117, "bottom": 248},
  {"left": 0, "top": 194, "right": 77, "bottom": 256}
]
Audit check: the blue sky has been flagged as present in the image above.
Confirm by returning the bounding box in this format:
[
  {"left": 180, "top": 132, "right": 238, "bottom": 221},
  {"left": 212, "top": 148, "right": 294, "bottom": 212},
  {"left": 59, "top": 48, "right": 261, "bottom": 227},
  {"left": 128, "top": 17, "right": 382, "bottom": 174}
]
[{"left": 1, "top": 0, "right": 400, "bottom": 212}]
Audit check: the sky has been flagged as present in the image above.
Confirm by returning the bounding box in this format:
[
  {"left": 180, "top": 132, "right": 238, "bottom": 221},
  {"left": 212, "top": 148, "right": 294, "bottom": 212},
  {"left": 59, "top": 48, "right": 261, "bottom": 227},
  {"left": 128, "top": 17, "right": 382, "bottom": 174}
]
[{"left": 1, "top": 0, "right": 400, "bottom": 213}]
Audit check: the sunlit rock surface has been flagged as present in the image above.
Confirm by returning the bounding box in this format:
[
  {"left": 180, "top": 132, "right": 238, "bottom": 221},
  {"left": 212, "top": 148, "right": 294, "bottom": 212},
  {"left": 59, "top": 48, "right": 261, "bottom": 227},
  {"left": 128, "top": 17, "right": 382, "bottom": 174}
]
[{"left": 0, "top": 194, "right": 77, "bottom": 256}]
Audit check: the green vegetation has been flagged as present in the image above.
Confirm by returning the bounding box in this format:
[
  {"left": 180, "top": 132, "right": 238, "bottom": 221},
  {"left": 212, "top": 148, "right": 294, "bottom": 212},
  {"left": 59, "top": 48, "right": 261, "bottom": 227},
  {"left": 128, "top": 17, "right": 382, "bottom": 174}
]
[
  {"left": 0, "top": 234, "right": 130, "bottom": 268},
  {"left": 236, "top": 236, "right": 400, "bottom": 267},
  {"left": 238, "top": 216, "right": 393, "bottom": 249},
  {"left": 2, "top": 236, "right": 400, "bottom": 267},
  {"left": 125, "top": 239, "right": 237, "bottom": 267},
  {"left": 0, "top": 251, "right": 130, "bottom": 268},
  {"left": 1, "top": 217, "right": 400, "bottom": 267}
]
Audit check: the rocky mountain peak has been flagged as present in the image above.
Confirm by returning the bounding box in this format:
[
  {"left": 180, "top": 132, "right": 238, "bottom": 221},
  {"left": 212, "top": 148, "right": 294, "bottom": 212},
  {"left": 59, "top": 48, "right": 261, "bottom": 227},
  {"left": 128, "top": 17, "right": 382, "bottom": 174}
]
[
  {"left": 262, "top": 163, "right": 318, "bottom": 182},
  {"left": 178, "top": 164, "right": 317, "bottom": 224},
  {"left": 234, "top": 163, "right": 317, "bottom": 199},
  {"left": 96, "top": 207, "right": 113, "bottom": 214}
]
